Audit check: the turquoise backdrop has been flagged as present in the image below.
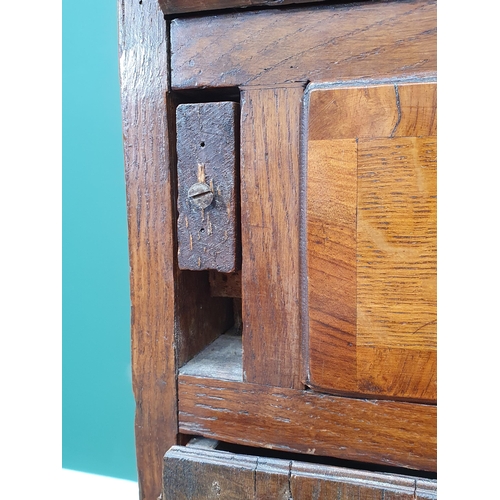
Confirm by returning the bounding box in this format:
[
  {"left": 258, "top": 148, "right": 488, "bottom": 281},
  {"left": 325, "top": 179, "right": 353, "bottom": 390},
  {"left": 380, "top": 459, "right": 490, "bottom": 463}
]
[{"left": 62, "top": 0, "right": 137, "bottom": 480}]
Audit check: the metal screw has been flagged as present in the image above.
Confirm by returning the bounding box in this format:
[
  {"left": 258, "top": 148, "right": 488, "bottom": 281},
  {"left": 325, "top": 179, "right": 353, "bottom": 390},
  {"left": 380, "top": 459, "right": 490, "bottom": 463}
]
[{"left": 188, "top": 182, "right": 214, "bottom": 209}]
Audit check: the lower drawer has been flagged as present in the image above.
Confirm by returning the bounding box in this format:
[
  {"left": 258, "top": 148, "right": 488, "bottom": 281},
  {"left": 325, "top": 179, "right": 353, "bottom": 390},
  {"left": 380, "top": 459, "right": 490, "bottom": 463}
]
[{"left": 163, "top": 438, "right": 437, "bottom": 499}]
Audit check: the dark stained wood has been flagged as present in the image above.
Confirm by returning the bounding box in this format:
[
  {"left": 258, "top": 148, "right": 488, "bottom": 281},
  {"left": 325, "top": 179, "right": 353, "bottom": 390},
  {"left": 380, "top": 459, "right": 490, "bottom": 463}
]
[
  {"left": 174, "top": 270, "right": 234, "bottom": 368},
  {"left": 176, "top": 102, "right": 240, "bottom": 273},
  {"left": 209, "top": 270, "right": 242, "bottom": 298},
  {"left": 120, "top": 0, "right": 438, "bottom": 494},
  {"left": 118, "top": 2, "right": 176, "bottom": 499},
  {"left": 240, "top": 85, "right": 303, "bottom": 389},
  {"left": 305, "top": 82, "right": 437, "bottom": 402},
  {"left": 170, "top": 0, "right": 437, "bottom": 89},
  {"left": 158, "top": 0, "right": 326, "bottom": 16},
  {"left": 177, "top": 375, "right": 437, "bottom": 471},
  {"left": 290, "top": 462, "right": 436, "bottom": 500},
  {"left": 163, "top": 444, "right": 437, "bottom": 499},
  {"left": 164, "top": 445, "right": 256, "bottom": 499},
  {"left": 119, "top": 3, "right": 232, "bottom": 499}
]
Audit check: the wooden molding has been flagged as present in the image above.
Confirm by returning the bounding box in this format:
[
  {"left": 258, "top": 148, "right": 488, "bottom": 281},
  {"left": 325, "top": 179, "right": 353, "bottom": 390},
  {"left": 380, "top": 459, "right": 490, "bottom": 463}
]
[{"left": 164, "top": 443, "right": 437, "bottom": 499}]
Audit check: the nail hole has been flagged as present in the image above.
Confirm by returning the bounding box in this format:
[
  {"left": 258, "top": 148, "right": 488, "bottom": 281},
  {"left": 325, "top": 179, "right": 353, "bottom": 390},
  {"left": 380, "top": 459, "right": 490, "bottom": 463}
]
[
  {"left": 200, "top": 228, "right": 205, "bottom": 233},
  {"left": 200, "top": 142, "right": 205, "bottom": 147}
]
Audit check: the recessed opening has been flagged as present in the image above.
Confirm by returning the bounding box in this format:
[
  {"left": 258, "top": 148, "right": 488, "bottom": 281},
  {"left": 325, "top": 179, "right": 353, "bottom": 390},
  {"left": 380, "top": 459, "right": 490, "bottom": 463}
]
[{"left": 200, "top": 141, "right": 205, "bottom": 147}]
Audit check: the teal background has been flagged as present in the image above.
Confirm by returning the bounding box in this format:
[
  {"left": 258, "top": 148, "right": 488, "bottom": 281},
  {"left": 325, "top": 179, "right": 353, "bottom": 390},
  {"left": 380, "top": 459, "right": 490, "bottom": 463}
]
[{"left": 62, "top": 0, "right": 137, "bottom": 480}]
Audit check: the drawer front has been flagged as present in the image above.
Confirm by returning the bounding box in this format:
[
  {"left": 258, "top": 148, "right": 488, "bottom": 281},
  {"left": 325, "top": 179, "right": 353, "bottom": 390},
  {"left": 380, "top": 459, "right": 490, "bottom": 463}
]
[{"left": 164, "top": 440, "right": 437, "bottom": 500}]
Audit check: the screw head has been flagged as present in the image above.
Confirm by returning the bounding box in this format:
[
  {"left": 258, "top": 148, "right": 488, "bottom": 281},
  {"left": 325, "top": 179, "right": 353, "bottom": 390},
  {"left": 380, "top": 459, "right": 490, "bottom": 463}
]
[{"left": 188, "top": 182, "right": 214, "bottom": 209}]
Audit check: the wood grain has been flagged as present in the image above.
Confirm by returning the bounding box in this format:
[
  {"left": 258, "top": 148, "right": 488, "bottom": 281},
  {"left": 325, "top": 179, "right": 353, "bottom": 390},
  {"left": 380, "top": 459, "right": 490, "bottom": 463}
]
[
  {"left": 308, "top": 82, "right": 437, "bottom": 140},
  {"left": 118, "top": 2, "right": 231, "bottom": 498},
  {"left": 158, "top": 0, "right": 325, "bottom": 16},
  {"left": 178, "top": 375, "right": 437, "bottom": 471},
  {"left": 171, "top": 0, "right": 436, "bottom": 89},
  {"left": 305, "top": 82, "right": 437, "bottom": 402},
  {"left": 306, "top": 139, "right": 358, "bottom": 393},
  {"left": 118, "top": 2, "right": 176, "bottom": 499},
  {"left": 209, "top": 270, "right": 242, "bottom": 298},
  {"left": 240, "top": 85, "right": 303, "bottom": 389},
  {"left": 176, "top": 102, "right": 240, "bottom": 273},
  {"left": 290, "top": 462, "right": 436, "bottom": 500},
  {"left": 164, "top": 444, "right": 436, "bottom": 499},
  {"left": 356, "top": 136, "right": 437, "bottom": 401},
  {"left": 357, "top": 137, "right": 437, "bottom": 351}
]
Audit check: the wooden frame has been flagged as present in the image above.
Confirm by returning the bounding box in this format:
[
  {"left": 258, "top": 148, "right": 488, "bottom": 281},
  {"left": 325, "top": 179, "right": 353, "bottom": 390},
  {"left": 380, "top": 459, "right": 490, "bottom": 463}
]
[{"left": 118, "top": 1, "right": 437, "bottom": 498}]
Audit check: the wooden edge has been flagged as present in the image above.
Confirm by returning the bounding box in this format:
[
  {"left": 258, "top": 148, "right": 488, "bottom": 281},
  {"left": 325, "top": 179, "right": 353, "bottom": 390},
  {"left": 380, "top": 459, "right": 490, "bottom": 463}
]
[
  {"left": 178, "top": 375, "right": 437, "bottom": 471},
  {"left": 178, "top": 329, "right": 243, "bottom": 382},
  {"left": 239, "top": 85, "right": 304, "bottom": 389},
  {"left": 118, "top": 1, "right": 177, "bottom": 499},
  {"left": 159, "top": 0, "right": 326, "bottom": 16},
  {"left": 171, "top": 0, "right": 437, "bottom": 89},
  {"left": 163, "top": 445, "right": 436, "bottom": 499}
]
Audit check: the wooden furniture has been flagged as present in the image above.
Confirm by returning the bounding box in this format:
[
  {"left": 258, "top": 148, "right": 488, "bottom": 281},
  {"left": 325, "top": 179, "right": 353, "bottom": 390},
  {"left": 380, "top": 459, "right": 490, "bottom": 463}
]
[{"left": 118, "top": 0, "right": 437, "bottom": 498}]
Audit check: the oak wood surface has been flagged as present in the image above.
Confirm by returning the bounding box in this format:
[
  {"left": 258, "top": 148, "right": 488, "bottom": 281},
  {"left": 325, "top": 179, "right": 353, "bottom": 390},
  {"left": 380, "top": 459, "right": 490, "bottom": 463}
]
[
  {"left": 170, "top": 0, "right": 437, "bottom": 89},
  {"left": 306, "top": 138, "right": 358, "bottom": 393},
  {"left": 240, "top": 85, "right": 304, "bottom": 389},
  {"left": 118, "top": 2, "right": 176, "bottom": 499},
  {"left": 290, "top": 462, "right": 437, "bottom": 500},
  {"left": 120, "top": 1, "right": 438, "bottom": 494},
  {"left": 176, "top": 102, "right": 240, "bottom": 272},
  {"left": 118, "top": 2, "right": 232, "bottom": 499},
  {"left": 306, "top": 82, "right": 437, "bottom": 402},
  {"left": 164, "top": 443, "right": 436, "bottom": 499},
  {"left": 158, "top": 0, "right": 325, "bottom": 15},
  {"left": 308, "top": 82, "right": 437, "bottom": 141},
  {"left": 178, "top": 375, "right": 437, "bottom": 471}
]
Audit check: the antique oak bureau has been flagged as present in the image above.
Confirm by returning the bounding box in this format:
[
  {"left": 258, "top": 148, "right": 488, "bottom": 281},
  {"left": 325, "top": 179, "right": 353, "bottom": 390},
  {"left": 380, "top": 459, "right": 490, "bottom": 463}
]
[{"left": 118, "top": 0, "right": 437, "bottom": 498}]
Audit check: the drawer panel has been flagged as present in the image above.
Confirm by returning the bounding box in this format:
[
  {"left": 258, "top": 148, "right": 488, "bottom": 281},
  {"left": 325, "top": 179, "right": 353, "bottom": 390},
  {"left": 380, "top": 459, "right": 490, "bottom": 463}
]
[{"left": 164, "top": 439, "right": 437, "bottom": 499}]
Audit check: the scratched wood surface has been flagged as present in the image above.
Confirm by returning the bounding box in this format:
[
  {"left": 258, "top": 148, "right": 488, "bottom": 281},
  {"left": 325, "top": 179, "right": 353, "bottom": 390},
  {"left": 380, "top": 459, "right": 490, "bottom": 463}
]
[
  {"left": 178, "top": 375, "right": 437, "bottom": 471},
  {"left": 240, "top": 85, "right": 304, "bottom": 389},
  {"left": 158, "top": 0, "right": 325, "bottom": 15},
  {"left": 118, "top": 2, "right": 177, "bottom": 499},
  {"left": 290, "top": 462, "right": 437, "bottom": 500},
  {"left": 118, "top": 2, "right": 234, "bottom": 499},
  {"left": 176, "top": 102, "right": 240, "bottom": 272},
  {"left": 164, "top": 443, "right": 436, "bottom": 499},
  {"left": 306, "top": 82, "right": 437, "bottom": 402},
  {"left": 170, "top": 0, "right": 436, "bottom": 89}
]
